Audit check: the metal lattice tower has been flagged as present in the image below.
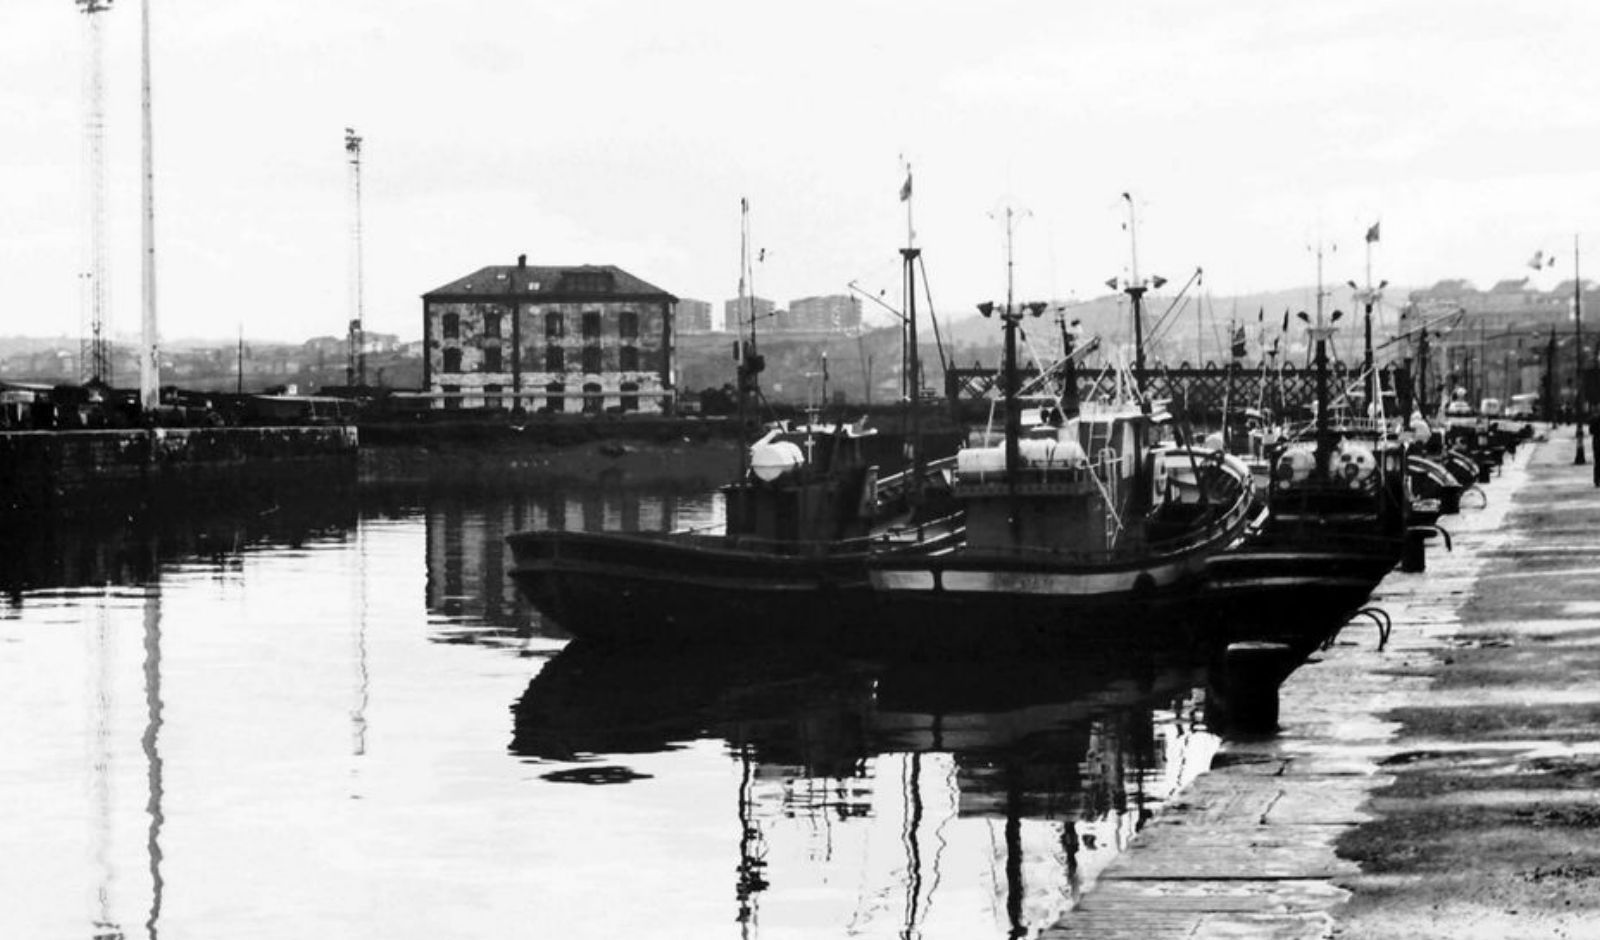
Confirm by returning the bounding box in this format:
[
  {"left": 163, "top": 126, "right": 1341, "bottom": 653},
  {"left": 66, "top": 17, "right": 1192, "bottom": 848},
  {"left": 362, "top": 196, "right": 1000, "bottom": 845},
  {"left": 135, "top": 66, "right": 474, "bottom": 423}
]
[
  {"left": 345, "top": 127, "right": 366, "bottom": 388},
  {"left": 77, "top": 0, "right": 114, "bottom": 386}
]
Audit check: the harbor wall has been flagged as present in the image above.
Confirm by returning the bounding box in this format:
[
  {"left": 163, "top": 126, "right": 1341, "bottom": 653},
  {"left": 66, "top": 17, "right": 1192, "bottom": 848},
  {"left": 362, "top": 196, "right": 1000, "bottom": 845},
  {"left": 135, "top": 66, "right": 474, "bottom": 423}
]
[{"left": 0, "top": 426, "right": 359, "bottom": 514}]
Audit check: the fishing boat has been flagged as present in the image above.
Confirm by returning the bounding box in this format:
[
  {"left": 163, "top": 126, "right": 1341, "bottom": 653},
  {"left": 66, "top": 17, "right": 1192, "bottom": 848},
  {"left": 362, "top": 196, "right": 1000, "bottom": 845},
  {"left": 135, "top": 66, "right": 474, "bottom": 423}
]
[
  {"left": 1201, "top": 238, "right": 1414, "bottom": 653},
  {"left": 864, "top": 199, "right": 1258, "bottom": 651},
  {"left": 507, "top": 198, "right": 963, "bottom": 645},
  {"left": 506, "top": 419, "right": 962, "bottom": 643}
]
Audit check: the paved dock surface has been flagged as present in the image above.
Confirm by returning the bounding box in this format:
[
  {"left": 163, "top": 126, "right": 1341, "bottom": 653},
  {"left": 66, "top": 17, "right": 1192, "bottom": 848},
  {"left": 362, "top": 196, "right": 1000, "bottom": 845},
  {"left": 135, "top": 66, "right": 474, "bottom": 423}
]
[{"left": 1047, "top": 427, "right": 1600, "bottom": 939}]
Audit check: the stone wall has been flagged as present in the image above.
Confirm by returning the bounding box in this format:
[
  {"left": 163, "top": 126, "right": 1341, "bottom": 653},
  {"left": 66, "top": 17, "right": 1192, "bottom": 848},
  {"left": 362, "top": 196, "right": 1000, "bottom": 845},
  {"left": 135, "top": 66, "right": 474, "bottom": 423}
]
[{"left": 0, "top": 427, "right": 359, "bottom": 514}]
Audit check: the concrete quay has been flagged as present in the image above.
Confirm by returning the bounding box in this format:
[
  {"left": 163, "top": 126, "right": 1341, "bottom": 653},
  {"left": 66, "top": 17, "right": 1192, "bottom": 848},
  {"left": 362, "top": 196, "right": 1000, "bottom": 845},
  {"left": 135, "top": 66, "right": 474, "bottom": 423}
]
[{"left": 1047, "top": 426, "right": 1600, "bottom": 939}]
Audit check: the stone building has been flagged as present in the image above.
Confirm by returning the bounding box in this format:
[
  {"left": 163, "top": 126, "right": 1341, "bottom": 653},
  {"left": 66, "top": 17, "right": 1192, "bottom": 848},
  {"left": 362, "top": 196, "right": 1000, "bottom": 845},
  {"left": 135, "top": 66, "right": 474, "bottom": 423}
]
[{"left": 422, "top": 259, "right": 677, "bottom": 413}]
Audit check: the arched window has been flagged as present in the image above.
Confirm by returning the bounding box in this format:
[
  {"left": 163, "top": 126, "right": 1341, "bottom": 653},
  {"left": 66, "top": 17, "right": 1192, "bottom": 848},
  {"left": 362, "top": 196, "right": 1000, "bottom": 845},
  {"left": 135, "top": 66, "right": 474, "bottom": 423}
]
[
  {"left": 545, "top": 346, "right": 564, "bottom": 372},
  {"left": 581, "top": 346, "right": 603, "bottom": 374},
  {"left": 442, "top": 312, "right": 460, "bottom": 339},
  {"left": 619, "top": 345, "right": 639, "bottom": 371},
  {"left": 483, "top": 346, "right": 503, "bottom": 372},
  {"left": 442, "top": 347, "right": 462, "bottom": 373},
  {"left": 544, "top": 381, "right": 564, "bottom": 414},
  {"left": 582, "top": 382, "right": 603, "bottom": 415},
  {"left": 620, "top": 381, "right": 639, "bottom": 412},
  {"left": 582, "top": 311, "right": 602, "bottom": 340},
  {"left": 546, "top": 312, "right": 564, "bottom": 339},
  {"left": 618, "top": 310, "right": 639, "bottom": 341}
]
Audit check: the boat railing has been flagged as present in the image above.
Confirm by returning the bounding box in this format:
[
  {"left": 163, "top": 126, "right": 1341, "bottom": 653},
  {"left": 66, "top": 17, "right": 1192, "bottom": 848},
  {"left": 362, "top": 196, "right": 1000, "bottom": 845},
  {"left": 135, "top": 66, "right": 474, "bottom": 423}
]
[{"left": 719, "top": 514, "right": 967, "bottom": 557}]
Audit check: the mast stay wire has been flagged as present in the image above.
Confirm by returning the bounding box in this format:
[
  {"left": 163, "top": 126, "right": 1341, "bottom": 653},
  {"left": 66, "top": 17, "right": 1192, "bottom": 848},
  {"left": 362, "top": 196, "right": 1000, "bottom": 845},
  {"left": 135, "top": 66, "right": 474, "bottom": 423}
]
[{"left": 916, "top": 253, "right": 951, "bottom": 379}]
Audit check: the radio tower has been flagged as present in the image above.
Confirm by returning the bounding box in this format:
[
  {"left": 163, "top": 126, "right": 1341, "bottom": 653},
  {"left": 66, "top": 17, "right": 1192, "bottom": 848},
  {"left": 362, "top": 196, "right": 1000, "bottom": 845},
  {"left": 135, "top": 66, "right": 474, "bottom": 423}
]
[
  {"left": 77, "top": 0, "right": 114, "bottom": 386},
  {"left": 345, "top": 127, "right": 366, "bottom": 388}
]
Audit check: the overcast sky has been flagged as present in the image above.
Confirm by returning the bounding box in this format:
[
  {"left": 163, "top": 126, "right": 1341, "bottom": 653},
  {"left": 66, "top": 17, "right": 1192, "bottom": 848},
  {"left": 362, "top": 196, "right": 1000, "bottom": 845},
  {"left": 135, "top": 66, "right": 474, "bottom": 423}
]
[{"left": 6, "top": 0, "right": 1600, "bottom": 343}]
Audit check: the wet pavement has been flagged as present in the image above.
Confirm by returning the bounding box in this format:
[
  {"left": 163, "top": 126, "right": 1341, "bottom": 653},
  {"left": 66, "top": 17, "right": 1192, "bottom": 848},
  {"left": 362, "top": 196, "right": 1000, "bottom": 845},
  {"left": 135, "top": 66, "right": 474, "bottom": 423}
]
[{"left": 1046, "top": 425, "right": 1600, "bottom": 939}]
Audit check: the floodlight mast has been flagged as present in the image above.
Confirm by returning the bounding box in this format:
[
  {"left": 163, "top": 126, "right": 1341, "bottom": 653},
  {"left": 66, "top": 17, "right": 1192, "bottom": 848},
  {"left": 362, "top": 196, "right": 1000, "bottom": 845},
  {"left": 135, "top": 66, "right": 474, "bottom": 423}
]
[
  {"left": 138, "top": 0, "right": 161, "bottom": 410},
  {"left": 346, "top": 128, "right": 366, "bottom": 388},
  {"left": 76, "top": 0, "right": 114, "bottom": 385}
]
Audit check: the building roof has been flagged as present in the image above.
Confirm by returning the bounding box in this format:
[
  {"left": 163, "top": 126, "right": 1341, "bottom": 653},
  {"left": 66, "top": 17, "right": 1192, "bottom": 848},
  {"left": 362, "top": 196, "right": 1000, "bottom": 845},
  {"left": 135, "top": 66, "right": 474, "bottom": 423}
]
[
  {"left": 423, "top": 264, "right": 676, "bottom": 302},
  {"left": 1489, "top": 277, "right": 1531, "bottom": 293}
]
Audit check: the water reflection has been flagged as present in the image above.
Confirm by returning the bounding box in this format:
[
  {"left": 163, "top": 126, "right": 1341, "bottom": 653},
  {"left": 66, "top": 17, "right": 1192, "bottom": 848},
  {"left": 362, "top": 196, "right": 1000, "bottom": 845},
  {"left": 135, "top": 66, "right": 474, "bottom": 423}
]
[
  {"left": 0, "top": 486, "right": 359, "bottom": 600},
  {"left": 512, "top": 641, "right": 1217, "bottom": 937},
  {"left": 140, "top": 589, "right": 164, "bottom": 940},
  {"left": 4, "top": 477, "right": 1228, "bottom": 940},
  {"left": 421, "top": 488, "right": 721, "bottom": 646}
]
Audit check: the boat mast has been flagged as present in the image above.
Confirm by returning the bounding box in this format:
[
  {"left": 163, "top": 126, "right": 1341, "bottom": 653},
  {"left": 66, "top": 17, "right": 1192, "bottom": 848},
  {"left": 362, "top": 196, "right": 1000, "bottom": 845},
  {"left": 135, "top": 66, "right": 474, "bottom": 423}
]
[
  {"left": 978, "top": 206, "right": 1044, "bottom": 538},
  {"left": 1311, "top": 240, "right": 1334, "bottom": 469},
  {"left": 1003, "top": 207, "right": 1021, "bottom": 475},
  {"left": 1111, "top": 193, "right": 1164, "bottom": 414},
  {"left": 901, "top": 163, "right": 923, "bottom": 496},
  {"left": 735, "top": 198, "right": 758, "bottom": 480},
  {"left": 1354, "top": 224, "right": 1387, "bottom": 421},
  {"left": 1125, "top": 194, "right": 1148, "bottom": 387}
]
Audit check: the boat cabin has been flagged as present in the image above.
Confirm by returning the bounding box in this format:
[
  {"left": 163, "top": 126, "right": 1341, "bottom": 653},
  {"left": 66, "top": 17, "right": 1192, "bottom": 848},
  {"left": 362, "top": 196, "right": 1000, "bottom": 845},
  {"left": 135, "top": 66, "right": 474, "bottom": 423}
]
[
  {"left": 723, "top": 423, "right": 880, "bottom": 547},
  {"left": 954, "top": 411, "right": 1149, "bottom": 555}
]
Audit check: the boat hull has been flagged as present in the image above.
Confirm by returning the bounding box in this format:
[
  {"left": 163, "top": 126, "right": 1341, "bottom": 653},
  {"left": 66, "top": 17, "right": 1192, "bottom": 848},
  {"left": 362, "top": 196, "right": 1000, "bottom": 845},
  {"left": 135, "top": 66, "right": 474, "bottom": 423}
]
[
  {"left": 507, "top": 528, "right": 950, "bottom": 646},
  {"left": 1199, "top": 545, "right": 1397, "bottom": 656}
]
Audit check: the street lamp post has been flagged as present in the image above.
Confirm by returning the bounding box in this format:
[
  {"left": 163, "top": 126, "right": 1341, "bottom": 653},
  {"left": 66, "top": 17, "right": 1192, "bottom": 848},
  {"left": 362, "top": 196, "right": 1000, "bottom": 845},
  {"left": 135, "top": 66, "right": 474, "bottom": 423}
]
[{"left": 1574, "top": 234, "right": 1586, "bottom": 465}]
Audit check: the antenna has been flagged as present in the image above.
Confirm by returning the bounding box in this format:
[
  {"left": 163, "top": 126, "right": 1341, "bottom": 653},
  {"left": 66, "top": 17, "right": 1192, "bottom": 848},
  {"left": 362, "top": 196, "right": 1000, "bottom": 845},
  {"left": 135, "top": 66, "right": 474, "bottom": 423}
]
[
  {"left": 345, "top": 127, "right": 366, "bottom": 388},
  {"left": 76, "top": 0, "right": 114, "bottom": 386}
]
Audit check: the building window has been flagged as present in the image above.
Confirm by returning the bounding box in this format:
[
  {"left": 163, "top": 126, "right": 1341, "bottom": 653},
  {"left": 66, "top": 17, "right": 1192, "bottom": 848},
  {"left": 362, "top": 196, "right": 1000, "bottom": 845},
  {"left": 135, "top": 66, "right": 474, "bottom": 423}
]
[
  {"left": 619, "top": 345, "right": 639, "bottom": 371},
  {"left": 581, "top": 346, "right": 602, "bottom": 374},
  {"left": 442, "top": 347, "right": 462, "bottom": 373},
  {"left": 544, "top": 381, "right": 564, "bottom": 414},
  {"left": 620, "top": 381, "right": 639, "bottom": 412},
  {"left": 485, "top": 383, "right": 503, "bottom": 409},
  {"left": 442, "top": 384, "right": 460, "bottom": 410},
  {"left": 582, "top": 311, "right": 601, "bottom": 340},
  {"left": 582, "top": 382, "right": 603, "bottom": 415},
  {"left": 484, "top": 311, "right": 502, "bottom": 338},
  {"left": 545, "top": 346, "right": 564, "bottom": 372},
  {"left": 546, "top": 312, "right": 564, "bottom": 339},
  {"left": 484, "top": 346, "right": 503, "bottom": 372},
  {"left": 442, "top": 312, "right": 460, "bottom": 340},
  {"left": 619, "top": 310, "right": 639, "bottom": 341}
]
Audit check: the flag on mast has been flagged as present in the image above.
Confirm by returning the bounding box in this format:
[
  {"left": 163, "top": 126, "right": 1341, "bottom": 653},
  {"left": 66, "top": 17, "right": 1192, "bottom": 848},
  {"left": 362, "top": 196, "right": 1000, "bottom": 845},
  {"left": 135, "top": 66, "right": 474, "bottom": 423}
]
[
  {"left": 1365, "top": 222, "right": 1381, "bottom": 243},
  {"left": 899, "top": 169, "right": 912, "bottom": 202}
]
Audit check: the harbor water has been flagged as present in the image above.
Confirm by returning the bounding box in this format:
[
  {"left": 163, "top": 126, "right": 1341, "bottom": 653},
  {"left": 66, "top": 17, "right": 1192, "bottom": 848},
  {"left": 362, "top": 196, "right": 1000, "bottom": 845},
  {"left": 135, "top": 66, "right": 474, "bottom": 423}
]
[{"left": 2, "top": 482, "right": 1222, "bottom": 940}]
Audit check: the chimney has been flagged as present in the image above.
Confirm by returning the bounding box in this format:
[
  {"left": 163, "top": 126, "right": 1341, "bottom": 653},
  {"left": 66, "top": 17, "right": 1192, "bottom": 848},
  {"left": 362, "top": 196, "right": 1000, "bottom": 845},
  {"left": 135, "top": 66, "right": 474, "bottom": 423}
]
[{"left": 517, "top": 254, "right": 527, "bottom": 268}]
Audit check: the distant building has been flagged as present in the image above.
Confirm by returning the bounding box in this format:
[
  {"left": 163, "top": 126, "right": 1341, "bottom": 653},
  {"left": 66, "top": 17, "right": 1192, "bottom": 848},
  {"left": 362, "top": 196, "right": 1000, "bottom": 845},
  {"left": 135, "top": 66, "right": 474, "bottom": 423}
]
[
  {"left": 723, "top": 296, "right": 775, "bottom": 334},
  {"left": 422, "top": 260, "right": 677, "bottom": 413},
  {"left": 786, "top": 294, "right": 861, "bottom": 332},
  {"left": 1407, "top": 277, "right": 1600, "bottom": 408},
  {"left": 1407, "top": 278, "right": 1593, "bottom": 334},
  {"left": 677, "top": 298, "right": 715, "bottom": 333}
]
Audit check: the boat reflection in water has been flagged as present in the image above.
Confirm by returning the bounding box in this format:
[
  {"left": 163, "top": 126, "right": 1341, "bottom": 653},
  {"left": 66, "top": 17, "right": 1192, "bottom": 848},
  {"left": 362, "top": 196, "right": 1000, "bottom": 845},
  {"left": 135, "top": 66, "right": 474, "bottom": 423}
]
[
  {"left": 421, "top": 487, "right": 722, "bottom": 648},
  {"left": 512, "top": 636, "right": 1220, "bottom": 938}
]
